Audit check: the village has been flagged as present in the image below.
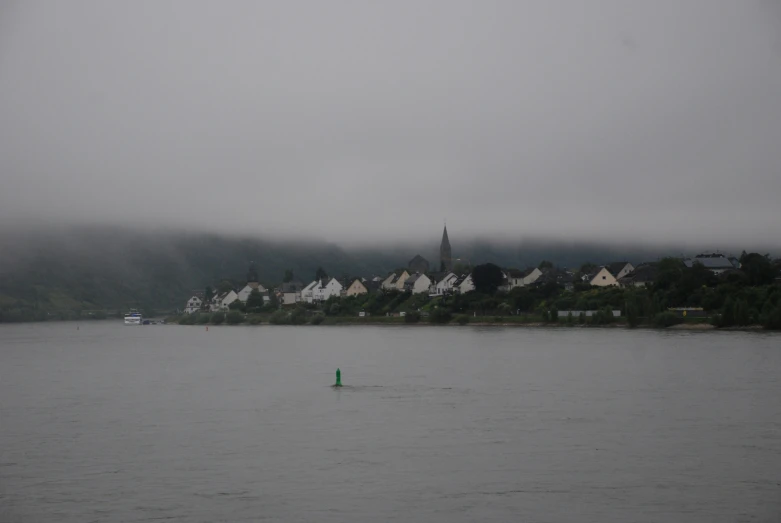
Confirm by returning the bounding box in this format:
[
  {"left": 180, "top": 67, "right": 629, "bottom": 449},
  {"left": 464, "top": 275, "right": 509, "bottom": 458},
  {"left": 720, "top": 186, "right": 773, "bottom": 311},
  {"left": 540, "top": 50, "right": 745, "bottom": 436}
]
[{"left": 179, "top": 226, "right": 770, "bottom": 327}]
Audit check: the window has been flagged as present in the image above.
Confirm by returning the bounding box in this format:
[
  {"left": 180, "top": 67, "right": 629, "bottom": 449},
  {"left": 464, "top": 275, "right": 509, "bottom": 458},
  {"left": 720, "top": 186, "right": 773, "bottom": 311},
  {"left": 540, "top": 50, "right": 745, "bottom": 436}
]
[{"left": 602, "top": 276, "right": 606, "bottom": 280}]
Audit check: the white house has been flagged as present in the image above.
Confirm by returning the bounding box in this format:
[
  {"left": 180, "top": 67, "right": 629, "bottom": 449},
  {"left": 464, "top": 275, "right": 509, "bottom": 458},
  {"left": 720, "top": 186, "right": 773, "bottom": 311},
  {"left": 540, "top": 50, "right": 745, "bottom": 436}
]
[
  {"left": 431, "top": 272, "right": 459, "bottom": 295},
  {"left": 301, "top": 281, "right": 319, "bottom": 303},
  {"left": 588, "top": 267, "right": 619, "bottom": 287},
  {"left": 403, "top": 273, "right": 432, "bottom": 294},
  {"left": 184, "top": 295, "right": 202, "bottom": 314},
  {"left": 314, "top": 278, "right": 343, "bottom": 302},
  {"left": 380, "top": 273, "right": 398, "bottom": 291},
  {"left": 237, "top": 282, "right": 267, "bottom": 303},
  {"left": 301, "top": 278, "right": 344, "bottom": 303},
  {"left": 457, "top": 274, "right": 475, "bottom": 293},
  {"left": 506, "top": 268, "right": 543, "bottom": 289},
  {"left": 211, "top": 290, "right": 239, "bottom": 311}
]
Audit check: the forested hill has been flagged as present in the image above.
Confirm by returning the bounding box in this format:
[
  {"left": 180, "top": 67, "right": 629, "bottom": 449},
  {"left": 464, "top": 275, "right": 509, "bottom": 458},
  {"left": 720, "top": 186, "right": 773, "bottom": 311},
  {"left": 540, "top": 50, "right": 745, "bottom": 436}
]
[
  {"left": 0, "top": 228, "right": 402, "bottom": 315},
  {"left": 0, "top": 226, "right": 755, "bottom": 317}
]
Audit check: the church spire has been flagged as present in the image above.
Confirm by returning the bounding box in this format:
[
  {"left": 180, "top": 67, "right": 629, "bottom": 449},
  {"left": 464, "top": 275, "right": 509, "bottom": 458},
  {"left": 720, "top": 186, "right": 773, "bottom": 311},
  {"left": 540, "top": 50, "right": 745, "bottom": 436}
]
[{"left": 439, "top": 224, "right": 452, "bottom": 272}]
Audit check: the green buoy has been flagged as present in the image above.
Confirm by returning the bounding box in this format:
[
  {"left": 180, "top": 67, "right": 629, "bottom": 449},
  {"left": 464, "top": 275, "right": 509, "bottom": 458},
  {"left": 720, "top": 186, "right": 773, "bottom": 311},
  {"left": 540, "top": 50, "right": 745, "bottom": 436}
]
[{"left": 334, "top": 368, "right": 342, "bottom": 387}]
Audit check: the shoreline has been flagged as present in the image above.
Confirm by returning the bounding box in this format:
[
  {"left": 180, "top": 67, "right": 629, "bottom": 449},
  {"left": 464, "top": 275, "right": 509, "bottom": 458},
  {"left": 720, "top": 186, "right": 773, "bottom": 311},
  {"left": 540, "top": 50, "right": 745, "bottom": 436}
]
[
  {"left": 163, "top": 318, "right": 776, "bottom": 331},
  {"left": 3, "top": 318, "right": 777, "bottom": 332}
]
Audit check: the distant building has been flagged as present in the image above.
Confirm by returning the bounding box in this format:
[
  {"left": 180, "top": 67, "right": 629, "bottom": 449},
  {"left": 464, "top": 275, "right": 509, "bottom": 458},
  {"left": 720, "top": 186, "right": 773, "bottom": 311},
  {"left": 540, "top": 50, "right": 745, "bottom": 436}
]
[
  {"left": 314, "top": 278, "right": 343, "bottom": 302},
  {"left": 618, "top": 264, "right": 657, "bottom": 288},
  {"left": 345, "top": 279, "right": 369, "bottom": 297},
  {"left": 381, "top": 270, "right": 410, "bottom": 291},
  {"left": 507, "top": 268, "right": 543, "bottom": 289},
  {"left": 457, "top": 274, "right": 475, "bottom": 293},
  {"left": 211, "top": 290, "right": 238, "bottom": 311},
  {"left": 588, "top": 267, "right": 619, "bottom": 287},
  {"left": 684, "top": 253, "right": 739, "bottom": 275},
  {"left": 440, "top": 225, "right": 452, "bottom": 272},
  {"left": 429, "top": 272, "right": 459, "bottom": 295},
  {"left": 408, "top": 254, "right": 430, "bottom": 274},
  {"left": 605, "top": 262, "right": 635, "bottom": 281},
  {"left": 404, "top": 273, "right": 432, "bottom": 294},
  {"left": 238, "top": 282, "right": 267, "bottom": 303},
  {"left": 301, "top": 278, "right": 344, "bottom": 303},
  {"left": 280, "top": 282, "right": 303, "bottom": 306},
  {"left": 184, "top": 295, "right": 202, "bottom": 314},
  {"left": 237, "top": 261, "right": 267, "bottom": 302}
]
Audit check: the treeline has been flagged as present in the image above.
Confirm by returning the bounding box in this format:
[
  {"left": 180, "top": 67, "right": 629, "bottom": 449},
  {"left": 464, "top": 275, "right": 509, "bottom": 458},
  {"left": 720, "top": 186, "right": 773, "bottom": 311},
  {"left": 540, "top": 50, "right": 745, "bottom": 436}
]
[{"left": 176, "top": 253, "right": 781, "bottom": 330}]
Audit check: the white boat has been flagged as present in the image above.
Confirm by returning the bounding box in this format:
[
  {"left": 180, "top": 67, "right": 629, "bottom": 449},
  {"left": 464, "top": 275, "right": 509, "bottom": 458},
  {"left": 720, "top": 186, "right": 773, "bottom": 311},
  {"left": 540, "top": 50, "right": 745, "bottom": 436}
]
[{"left": 124, "top": 309, "right": 143, "bottom": 325}]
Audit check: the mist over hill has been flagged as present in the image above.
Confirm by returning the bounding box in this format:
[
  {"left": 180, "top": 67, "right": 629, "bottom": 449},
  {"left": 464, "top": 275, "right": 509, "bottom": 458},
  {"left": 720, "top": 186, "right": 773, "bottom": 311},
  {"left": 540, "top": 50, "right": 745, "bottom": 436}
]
[{"left": 0, "top": 226, "right": 773, "bottom": 314}]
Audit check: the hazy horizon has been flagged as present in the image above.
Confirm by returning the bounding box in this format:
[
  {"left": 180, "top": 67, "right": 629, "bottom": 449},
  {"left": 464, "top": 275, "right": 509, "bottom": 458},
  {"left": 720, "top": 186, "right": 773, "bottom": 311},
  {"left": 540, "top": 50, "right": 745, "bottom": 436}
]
[{"left": 1, "top": 1, "right": 780, "bottom": 244}]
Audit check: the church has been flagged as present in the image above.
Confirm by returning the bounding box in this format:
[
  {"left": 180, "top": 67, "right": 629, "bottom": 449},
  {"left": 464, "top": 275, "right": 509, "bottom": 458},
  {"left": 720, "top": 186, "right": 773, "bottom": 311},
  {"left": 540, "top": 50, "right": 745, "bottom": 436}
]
[{"left": 407, "top": 225, "right": 453, "bottom": 274}]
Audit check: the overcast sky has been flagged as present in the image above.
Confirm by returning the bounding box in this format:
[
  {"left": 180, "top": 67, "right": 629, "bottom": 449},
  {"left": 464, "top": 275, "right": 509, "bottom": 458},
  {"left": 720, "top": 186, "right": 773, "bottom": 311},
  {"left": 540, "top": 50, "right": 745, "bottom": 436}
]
[{"left": 1, "top": 0, "right": 779, "bottom": 246}]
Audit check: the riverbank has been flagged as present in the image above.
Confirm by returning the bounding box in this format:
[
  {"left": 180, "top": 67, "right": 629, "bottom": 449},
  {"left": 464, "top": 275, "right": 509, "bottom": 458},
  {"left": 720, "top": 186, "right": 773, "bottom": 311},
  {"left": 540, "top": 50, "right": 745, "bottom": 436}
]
[{"left": 159, "top": 313, "right": 773, "bottom": 331}]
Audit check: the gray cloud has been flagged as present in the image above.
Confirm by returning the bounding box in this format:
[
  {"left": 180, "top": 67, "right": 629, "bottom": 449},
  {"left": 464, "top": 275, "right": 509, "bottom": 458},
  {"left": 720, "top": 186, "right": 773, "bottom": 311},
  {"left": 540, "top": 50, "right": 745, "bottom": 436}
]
[{"left": 1, "top": 0, "right": 780, "bottom": 245}]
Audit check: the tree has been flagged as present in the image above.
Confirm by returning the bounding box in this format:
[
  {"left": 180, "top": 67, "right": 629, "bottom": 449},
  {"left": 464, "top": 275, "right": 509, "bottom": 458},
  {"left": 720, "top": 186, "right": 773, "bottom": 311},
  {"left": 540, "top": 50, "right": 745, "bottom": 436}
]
[
  {"left": 471, "top": 263, "right": 504, "bottom": 294},
  {"left": 655, "top": 258, "right": 684, "bottom": 290},
  {"left": 228, "top": 300, "right": 245, "bottom": 311},
  {"left": 580, "top": 262, "right": 597, "bottom": 274},
  {"left": 202, "top": 286, "right": 213, "bottom": 311},
  {"left": 268, "top": 292, "right": 280, "bottom": 310},
  {"left": 226, "top": 310, "right": 244, "bottom": 325},
  {"left": 740, "top": 253, "right": 778, "bottom": 286},
  {"left": 246, "top": 289, "right": 265, "bottom": 312},
  {"left": 290, "top": 307, "right": 308, "bottom": 325},
  {"left": 429, "top": 307, "right": 452, "bottom": 324},
  {"left": 538, "top": 260, "right": 554, "bottom": 269},
  {"left": 763, "top": 304, "right": 781, "bottom": 330},
  {"left": 625, "top": 295, "right": 640, "bottom": 328},
  {"left": 283, "top": 270, "right": 294, "bottom": 283},
  {"left": 315, "top": 266, "right": 328, "bottom": 281}
]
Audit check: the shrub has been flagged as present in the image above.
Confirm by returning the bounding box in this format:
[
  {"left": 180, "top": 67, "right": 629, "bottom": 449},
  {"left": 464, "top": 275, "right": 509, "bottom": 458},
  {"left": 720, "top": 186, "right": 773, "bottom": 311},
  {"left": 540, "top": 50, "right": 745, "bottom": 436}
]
[
  {"left": 310, "top": 315, "right": 325, "bottom": 325},
  {"left": 493, "top": 316, "right": 504, "bottom": 323},
  {"left": 269, "top": 311, "right": 289, "bottom": 325},
  {"left": 210, "top": 312, "right": 225, "bottom": 325},
  {"left": 178, "top": 314, "right": 195, "bottom": 325},
  {"left": 246, "top": 315, "right": 262, "bottom": 325},
  {"left": 404, "top": 311, "right": 421, "bottom": 324},
  {"left": 226, "top": 310, "right": 244, "bottom": 325},
  {"left": 549, "top": 306, "right": 558, "bottom": 323},
  {"left": 566, "top": 312, "right": 574, "bottom": 326},
  {"left": 456, "top": 315, "right": 470, "bottom": 325},
  {"left": 429, "top": 308, "right": 452, "bottom": 324},
  {"left": 578, "top": 312, "right": 586, "bottom": 324},
  {"left": 626, "top": 300, "right": 640, "bottom": 328},
  {"left": 290, "top": 308, "right": 308, "bottom": 325},
  {"left": 654, "top": 311, "right": 682, "bottom": 328},
  {"left": 196, "top": 314, "right": 210, "bottom": 325},
  {"left": 763, "top": 304, "right": 781, "bottom": 330},
  {"left": 228, "top": 300, "right": 245, "bottom": 311},
  {"left": 590, "top": 306, "right": 616, "bottom": 325}
]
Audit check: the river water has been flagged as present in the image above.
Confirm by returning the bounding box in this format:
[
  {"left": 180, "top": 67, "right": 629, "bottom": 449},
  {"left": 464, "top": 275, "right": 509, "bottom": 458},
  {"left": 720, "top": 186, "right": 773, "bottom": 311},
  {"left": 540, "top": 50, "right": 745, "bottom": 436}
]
[{"left": 1, "top": 322, "right": 779, "bottom": 522}]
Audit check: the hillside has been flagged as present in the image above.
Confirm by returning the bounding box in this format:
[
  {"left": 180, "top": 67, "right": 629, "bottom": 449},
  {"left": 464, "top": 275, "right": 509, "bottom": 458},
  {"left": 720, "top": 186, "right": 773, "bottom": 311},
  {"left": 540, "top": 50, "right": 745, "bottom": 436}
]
[{"left": 0, "top": 226, "right": 761, "bottom": 318}]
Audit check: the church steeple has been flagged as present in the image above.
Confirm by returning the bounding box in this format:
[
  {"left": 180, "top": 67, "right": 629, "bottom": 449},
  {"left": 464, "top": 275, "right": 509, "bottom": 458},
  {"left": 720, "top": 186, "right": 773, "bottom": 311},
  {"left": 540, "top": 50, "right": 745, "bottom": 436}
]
[{"left": 439, "top": 224, "right": 452, "bottom": 271}]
